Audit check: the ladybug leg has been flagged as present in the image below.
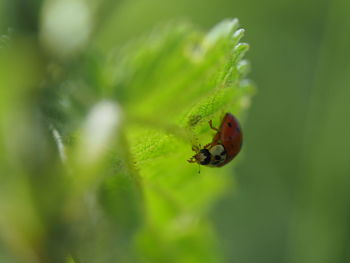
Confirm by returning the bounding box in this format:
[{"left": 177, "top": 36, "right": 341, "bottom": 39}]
[
  {"left": 192, "top": 145, "right": 200, "bottom": 152},
  {"left": 187, "top": 156, "right": 197, "bottom": 163},
  {"left": 208, "top": 120, "right": 219, "bottom": 132},
  {"left": 203, "top": 142, "right": 213, "bottom": 149}
]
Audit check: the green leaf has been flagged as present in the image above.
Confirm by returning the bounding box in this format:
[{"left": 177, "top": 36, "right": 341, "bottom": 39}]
[
  {"left": 86, "top": 18, "right": 255, "bottom": 262},
  {"left": 0, "top": 18, "right": 254, "bottom": 263}
]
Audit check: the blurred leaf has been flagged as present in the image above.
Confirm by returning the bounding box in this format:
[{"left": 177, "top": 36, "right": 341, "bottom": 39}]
[
  {"left": 93, "top": 19, "right": 253, "bottom": 263},
  {"left": 0, "top": 17, "right": 253, "bottom": 263},
  {"left": 59, "top": 19, "right": 253, "bottom": 263}
]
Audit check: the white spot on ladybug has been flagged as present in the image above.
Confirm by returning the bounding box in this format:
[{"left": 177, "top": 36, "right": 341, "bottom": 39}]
[{"left": 208, "top": 144, "right": 227, "bottom": 166}]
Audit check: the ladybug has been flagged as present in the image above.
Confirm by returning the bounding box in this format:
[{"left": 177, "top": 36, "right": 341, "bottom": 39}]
[{"left": 188, "top": 113, "right": 243, "bottom": 167}]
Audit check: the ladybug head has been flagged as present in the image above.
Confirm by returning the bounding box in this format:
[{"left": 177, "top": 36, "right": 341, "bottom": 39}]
[
  {"left": 195, "top": 148, "right": 211, "bottom": 165},
  {"left": 188, "top": 147, "right": 211, "bottom": 165}
]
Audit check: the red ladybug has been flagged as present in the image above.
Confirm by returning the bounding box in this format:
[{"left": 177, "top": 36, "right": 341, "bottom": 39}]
[{"left": 188, "top": 113, "right": 243, "bottom": 167}]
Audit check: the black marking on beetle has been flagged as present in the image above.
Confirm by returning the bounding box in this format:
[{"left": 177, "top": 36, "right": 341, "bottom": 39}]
[
  {"left": 215, "top": 155, "right": 221, "bottom": 160},
  {"left": 228, "top": 122, "right": 232, "bottom": 127},
  {"left": 236, "top": 126, "right": 241, "bottom": 132},
  {"left": 199, "top": 148, "right": 211, "bottom": 165},
  {"left": 221, "top": 151, "right": 226, "bottom": 156}
]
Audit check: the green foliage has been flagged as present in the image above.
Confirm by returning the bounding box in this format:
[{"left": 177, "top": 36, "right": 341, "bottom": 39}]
[{"left": 0, "top": 17, "right": 253, "bottom": 263}]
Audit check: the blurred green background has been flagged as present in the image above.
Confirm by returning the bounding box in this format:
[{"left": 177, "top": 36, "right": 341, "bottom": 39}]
[{"left": 1, "top": 0, "right": 350, "bottom": 263}]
